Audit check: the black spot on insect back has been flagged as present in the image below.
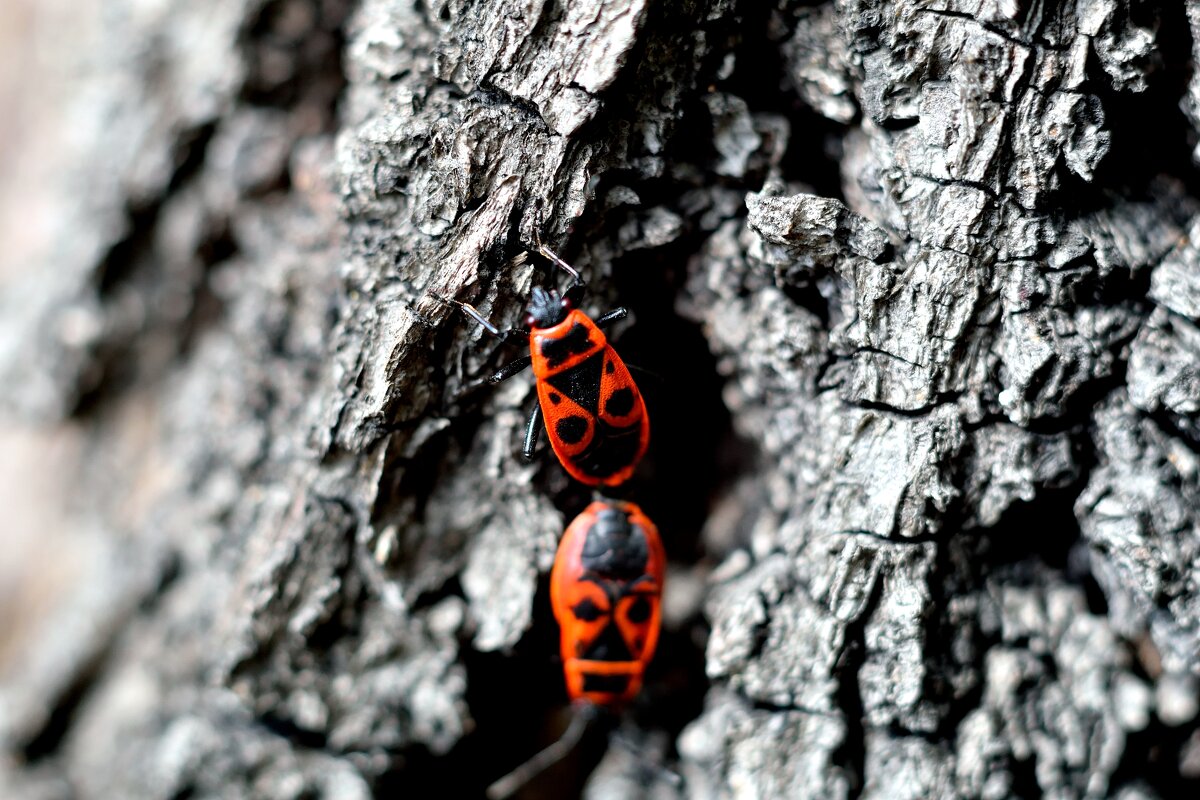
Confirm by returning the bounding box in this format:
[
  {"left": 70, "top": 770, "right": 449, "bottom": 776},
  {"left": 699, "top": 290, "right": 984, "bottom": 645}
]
[
  {"left": 605, "top": 388, "right": 634, "bottom": 417},
  {"left": 626, "top": 596, "right": 651, "bottom": 624},
  {"left": 539, "top": 322, "right": 593, "bottom": 367},
  {"left": 573, "top": 422, "right": 643, "bottom": 481},
  {"left": 556, "top": 416, "right": 588, "bottom": 444},
  {"left": 572, "top": 598, "right": 603, "bottom": 622}
]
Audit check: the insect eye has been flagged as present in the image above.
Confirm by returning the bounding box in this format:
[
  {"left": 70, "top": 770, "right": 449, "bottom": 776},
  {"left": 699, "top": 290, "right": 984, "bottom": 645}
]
[
  {"left": 560, "top": 295, "right": 574, "bottom": 310},
  {"left": 524, "top": 313, "right": 538, "bottom": 328}
]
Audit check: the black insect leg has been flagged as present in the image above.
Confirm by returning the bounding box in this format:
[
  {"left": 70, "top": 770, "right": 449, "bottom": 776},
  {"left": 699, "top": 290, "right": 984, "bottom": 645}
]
[
  {"left": 522, "top": 403, "right": 544, "bottom": 460},
  {"left": 594, "top": 307, "right": 628, "bottom": 328},
  {"left": 488, "top": 355, "right": 533, "bottom": 385}
]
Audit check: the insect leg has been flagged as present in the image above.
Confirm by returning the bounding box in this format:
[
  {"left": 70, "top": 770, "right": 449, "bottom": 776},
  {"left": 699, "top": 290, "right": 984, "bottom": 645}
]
[
  {"left": 593, "top": 307, "right": 628, "bottom": 328},
  {"left": 625, "top": 362, "right": 665, "bottom": 386},
  {"left": 488, "top": 355, "right": 533, "bottom": 385},
  {"left": 485, "top": 706, "right": 598, "bottom": 800},
  {"left": 522, "top": 403, "right": 544, "bottom": 460}
]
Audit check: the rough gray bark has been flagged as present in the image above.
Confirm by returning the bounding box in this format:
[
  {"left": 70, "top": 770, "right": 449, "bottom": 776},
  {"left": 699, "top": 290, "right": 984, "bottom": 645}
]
[{"left": 3, "top": 0, "right": 1200, "bottom": 798}]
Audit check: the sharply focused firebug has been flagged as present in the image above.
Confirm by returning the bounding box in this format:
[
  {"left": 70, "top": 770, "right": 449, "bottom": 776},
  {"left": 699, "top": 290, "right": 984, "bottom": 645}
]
[{"left": 439, "top": 244, "right": 650, "bottom": 487}]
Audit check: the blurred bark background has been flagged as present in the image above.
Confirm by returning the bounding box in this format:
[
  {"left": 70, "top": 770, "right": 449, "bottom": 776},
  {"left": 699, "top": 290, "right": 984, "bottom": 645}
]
[{"left": 3, "top": 0, "right": 1200, "bottom": 797}]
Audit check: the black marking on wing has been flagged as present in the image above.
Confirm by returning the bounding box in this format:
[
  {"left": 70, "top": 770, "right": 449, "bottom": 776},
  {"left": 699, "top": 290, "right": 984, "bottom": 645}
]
[
  {"left": 539, "top": 322, "right": 593, "bottom": 368},
  {"left": 605, "top": 387, "right": 635, "bottom": 417},
  {"left": 545, "top": 353, "right": 603, "bottom": 413},
  {"left": 605, "top": 360, "right": 616, "bottom": 375},
  {"left": 556, "top": 415, "right": 588, "bottom": 445},
  {"left": 548, "top": 392, "right": 562, "bottom": 405},
  {"left": 626, "top": 596, "right": 651, "bottom": 624},
  {"left": 570, "top": 418, "right": 643, "bottom": 479},
  {"left": 572, "top": 598, "right": 604, "bottom": 622}
]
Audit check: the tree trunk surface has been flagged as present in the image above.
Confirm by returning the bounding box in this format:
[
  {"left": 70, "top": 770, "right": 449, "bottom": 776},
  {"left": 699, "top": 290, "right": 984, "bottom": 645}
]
[{"left": 3, "top": 0, "right": 1200, "bottom": 798}]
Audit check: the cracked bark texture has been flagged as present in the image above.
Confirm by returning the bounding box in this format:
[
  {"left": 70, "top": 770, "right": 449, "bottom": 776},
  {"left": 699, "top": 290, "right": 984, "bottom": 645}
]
[{"left": 3, "top": 0, "right": 1200, "bottom": 798}]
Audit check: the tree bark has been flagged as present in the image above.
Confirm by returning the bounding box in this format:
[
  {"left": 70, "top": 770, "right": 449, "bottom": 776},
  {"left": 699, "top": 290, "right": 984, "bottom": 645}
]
[{"left": 3, "top": 0, "right": 1200, "bottom": 798}]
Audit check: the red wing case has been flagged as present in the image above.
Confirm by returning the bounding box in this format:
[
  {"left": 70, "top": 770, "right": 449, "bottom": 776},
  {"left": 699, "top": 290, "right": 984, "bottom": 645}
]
[{"left": 530, "top": 310, "right": 650, "bottom": 487}]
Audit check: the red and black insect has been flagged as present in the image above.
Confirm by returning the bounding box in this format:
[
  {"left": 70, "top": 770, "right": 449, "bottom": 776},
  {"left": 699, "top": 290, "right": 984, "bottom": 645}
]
[
  {"left": 486, "top": 499, "right": 668, "bottom": 798},
  {"left": 550, "top": 499, "right": 665, "bottom": 707},
  {"left": 441, "top": 245, "right": 650, "bottom": 487}
]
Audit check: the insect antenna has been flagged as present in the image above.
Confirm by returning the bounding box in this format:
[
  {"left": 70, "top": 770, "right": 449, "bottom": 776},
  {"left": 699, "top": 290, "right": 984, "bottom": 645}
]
[
  {"left": 534, "top": 242, "right": 585, "bottom": 287},
  {"left": 485, "top": 705, "right": 601, "bottom": 799}
]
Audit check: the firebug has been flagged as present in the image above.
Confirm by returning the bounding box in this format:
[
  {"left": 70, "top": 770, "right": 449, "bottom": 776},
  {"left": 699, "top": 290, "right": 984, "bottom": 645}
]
[{"left": 440, "top": 245, "right": 650, "bottom": 487}]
